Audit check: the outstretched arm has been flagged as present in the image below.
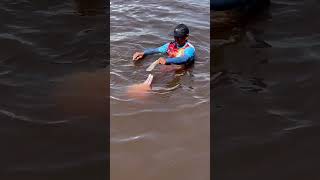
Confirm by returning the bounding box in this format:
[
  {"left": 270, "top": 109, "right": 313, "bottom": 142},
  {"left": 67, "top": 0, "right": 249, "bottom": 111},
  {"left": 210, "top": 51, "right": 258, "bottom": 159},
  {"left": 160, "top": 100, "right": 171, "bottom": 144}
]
[
  {"left": 133, "top": 43, "right": 169, "bottom": 61},
  {"left": 144, "top": 43, "right": 169, "bottom": 55}
]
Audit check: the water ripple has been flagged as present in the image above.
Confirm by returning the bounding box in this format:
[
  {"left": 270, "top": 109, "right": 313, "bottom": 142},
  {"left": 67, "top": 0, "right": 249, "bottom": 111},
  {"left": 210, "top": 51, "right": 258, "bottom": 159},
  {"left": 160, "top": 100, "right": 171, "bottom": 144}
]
[
  {"left": 111, "top": 133, "right": 155, "bottom": 143},
  {"left": 0, "top": 109, "right": 68, "bottom": 125},
  {"left": 0, "top": 33, "right": 34, "bottom": 46}
]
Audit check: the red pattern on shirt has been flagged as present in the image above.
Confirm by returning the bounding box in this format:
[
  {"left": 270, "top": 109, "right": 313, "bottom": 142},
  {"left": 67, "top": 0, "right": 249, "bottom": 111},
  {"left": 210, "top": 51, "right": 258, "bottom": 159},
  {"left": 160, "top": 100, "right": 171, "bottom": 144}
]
[{"left": 167, "top": 42, "right": 190, "bottom": 58}]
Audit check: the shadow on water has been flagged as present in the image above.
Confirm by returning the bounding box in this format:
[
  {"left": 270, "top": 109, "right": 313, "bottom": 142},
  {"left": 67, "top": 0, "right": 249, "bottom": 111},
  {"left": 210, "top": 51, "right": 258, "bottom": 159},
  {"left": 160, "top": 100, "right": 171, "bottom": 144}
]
[
  {"left": 73, "top": 0, "right": 106, "bottom": 16},
  {"left": 213, "top": 0, "right": 320, "bottom": 179},
  {"left": 0, "top": 0, "right": 107, "bottom": 179}
]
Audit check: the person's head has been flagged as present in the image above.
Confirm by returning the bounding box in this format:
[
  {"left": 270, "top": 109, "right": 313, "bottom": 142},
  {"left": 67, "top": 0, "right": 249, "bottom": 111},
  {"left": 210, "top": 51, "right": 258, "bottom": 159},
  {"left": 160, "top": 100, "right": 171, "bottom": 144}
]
[{"left": 172, "top": 24, "right": 189, "bottom": 46}]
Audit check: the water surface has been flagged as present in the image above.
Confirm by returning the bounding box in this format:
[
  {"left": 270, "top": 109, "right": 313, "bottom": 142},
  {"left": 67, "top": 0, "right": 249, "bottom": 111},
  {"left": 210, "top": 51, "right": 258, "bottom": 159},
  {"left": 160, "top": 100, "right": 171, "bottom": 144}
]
[
  {"left": 111, "top": 0, "right": 210, "bottom": 179},
  {"left": 0, "top": 0, "right": 107, "bottom": 179},
  {"left": 213, "top": 0, "right": 320, "bottom": 179}
]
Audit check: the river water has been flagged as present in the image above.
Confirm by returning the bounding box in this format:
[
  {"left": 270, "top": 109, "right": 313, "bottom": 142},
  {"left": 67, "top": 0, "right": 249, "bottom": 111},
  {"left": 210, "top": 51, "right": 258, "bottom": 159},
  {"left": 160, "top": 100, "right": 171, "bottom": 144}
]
[
  {"left": 110, "top": 0, "right": 210, "bottom": 179},
  {"left": 213, "top": 0, "right": 320, "bottom": 179},
  {"left": 0, "top": 0, "right": 107, "bottom": 179}
]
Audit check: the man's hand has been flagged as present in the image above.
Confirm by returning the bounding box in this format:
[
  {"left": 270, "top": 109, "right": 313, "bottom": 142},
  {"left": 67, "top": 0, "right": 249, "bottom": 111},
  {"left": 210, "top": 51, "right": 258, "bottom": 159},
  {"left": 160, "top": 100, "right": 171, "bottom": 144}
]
[
  {"left": 132, "top": 52, "right": 144, "bottom": 61},
  {"left": 158, "top": 57, "right": 166, "bottom": 65}
]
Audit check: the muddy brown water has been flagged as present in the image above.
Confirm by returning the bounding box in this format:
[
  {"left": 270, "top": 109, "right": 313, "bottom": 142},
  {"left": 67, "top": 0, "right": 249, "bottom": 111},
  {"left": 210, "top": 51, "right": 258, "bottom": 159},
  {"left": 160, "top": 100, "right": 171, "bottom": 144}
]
[{"left": 110, "top": 0, "right": 210, "bottom": 179}]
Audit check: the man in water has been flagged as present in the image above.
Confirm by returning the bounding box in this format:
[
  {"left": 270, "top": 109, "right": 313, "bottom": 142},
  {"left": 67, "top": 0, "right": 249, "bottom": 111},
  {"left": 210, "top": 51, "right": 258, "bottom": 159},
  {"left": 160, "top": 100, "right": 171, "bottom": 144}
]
[
  {"left": 132, "top": 24, "right": 195, "bottom": 67},
  {"left": 128, "top": 24, "right": 195, "bottom": 97}
]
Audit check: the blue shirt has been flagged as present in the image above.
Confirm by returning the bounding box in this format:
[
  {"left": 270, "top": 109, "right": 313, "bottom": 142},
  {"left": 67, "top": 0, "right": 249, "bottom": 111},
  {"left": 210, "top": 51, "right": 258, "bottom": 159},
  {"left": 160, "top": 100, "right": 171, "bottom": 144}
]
[{"left": 143, "top": 41, "right": 196, "bottom": 65}]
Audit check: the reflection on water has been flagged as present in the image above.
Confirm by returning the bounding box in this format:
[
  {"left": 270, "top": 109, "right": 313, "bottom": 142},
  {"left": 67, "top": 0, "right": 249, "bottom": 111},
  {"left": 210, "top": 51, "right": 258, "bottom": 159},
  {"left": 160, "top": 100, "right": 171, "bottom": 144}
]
[
  {"left": 53, "top": 70, "right": 107, "bottom": 118},
  {"left": 213, "top": 0, "right": 320, "bottom": 179}
]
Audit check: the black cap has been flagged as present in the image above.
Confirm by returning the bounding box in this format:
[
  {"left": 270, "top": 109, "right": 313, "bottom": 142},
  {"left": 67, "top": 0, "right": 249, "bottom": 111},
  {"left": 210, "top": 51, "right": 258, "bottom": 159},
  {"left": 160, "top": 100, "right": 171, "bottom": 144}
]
[{"left": 169, "top": 24, "right": 189, "bottom": 38}]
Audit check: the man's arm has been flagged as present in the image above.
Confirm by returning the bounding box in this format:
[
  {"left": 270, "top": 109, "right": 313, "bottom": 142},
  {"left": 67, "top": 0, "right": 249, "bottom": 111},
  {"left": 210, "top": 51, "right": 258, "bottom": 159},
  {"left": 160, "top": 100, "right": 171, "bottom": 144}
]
[
  {"left": 133, "top": 43, "right": 169, "bottom": 61},
  {"left": 165, "top": 47, "right": 195, "bottom": 65},
  {"left": 144, "top": 43, "right": 169, "bottom": 55}
]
